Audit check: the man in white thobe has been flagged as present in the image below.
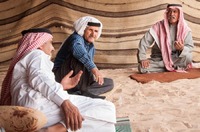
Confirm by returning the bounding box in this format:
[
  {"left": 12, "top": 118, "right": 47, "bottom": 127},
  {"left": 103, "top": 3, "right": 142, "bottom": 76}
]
[{"left": 0, "top": 28, "right": 116, "bottom": 132}]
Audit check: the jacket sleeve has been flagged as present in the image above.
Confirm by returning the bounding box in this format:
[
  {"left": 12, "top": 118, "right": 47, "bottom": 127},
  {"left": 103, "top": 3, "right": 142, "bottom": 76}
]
[
  {"left": 72, "top": 38, "right": 96, "bottom": 71},
  {"left": 179, "top": 31, "right": 194, "bottom": 57},
  {"left": 138, "top": 30, "right": 155, "bottom": 61}
]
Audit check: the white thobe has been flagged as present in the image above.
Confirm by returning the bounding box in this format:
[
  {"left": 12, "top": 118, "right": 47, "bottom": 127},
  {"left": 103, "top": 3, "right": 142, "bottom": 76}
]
[{"left": 10, "top": 49, "right": 116, "bottom": 132}]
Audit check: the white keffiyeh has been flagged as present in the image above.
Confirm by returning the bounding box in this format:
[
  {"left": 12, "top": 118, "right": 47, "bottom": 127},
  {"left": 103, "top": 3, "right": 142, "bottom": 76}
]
[{"left": 73, "top": 16, "right": 103, "bottom": 39}]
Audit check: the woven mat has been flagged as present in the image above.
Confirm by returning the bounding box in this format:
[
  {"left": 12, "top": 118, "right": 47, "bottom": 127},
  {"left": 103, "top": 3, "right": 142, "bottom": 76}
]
[
  {"left": 130, "top": 68, "right": 200, "bottom": 83},
  {"left": 115, "top": 117, "right": 132, "bottom": 132}
]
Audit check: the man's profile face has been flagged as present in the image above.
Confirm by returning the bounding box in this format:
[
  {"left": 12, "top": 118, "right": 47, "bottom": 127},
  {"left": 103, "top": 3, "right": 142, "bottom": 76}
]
[
  {"left": 39, "top": 38, "right": 55, "bottom": 57},
  {"left": 83, "top": 26, "right": 99, "bottom": 43},
  {"left": 167, "top": 8, "right": 180, "bottom": 25}
]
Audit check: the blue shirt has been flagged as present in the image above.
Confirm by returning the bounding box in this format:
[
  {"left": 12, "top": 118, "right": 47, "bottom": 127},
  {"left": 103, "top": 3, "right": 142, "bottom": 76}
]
[{"left": 54, "top": 32, "right": 96, "bottom": 71}]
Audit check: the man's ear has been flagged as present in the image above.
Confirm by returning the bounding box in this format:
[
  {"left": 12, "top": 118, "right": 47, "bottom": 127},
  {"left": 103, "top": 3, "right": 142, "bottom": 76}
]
[{"left": 38, "top": 45, "right": 43, "bottom": 50}]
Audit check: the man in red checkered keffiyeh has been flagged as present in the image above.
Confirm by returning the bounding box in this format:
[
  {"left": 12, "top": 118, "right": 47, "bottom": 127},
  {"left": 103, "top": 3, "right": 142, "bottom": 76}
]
[
  {"left": 0, "top": 28, "right": 53, "bottom": 105},
  {"left": 137, "top": 4, "right": 194, "bottom": 73}
]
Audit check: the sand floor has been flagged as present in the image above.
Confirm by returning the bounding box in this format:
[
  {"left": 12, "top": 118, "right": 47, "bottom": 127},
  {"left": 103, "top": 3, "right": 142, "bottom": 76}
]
[{"left": 1, "top": 64, "right": 200, "bottom": 131}]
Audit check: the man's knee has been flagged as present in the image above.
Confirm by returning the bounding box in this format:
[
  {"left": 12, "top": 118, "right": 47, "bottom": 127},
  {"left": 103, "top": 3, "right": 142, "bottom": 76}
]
[
  {"left": 185, "top": 54, "right": 193, "bottom": 64},
  {"left": 177, "top": 54, "right": 193, "bottom": 67},
  {"left": 104, "top": 78, "right": 114, "bottom": 89},
  {"left": 138, "top": 63, "right": 147, "bottom": 74},
  {"left": 137, "top": 61, "right": 166, "bottom": 73}
]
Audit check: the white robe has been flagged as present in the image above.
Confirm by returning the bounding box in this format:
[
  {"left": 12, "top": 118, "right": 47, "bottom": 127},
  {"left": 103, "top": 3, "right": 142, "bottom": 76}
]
[{"left": 10, "top": 49, "right": 116, "bottom": 132}]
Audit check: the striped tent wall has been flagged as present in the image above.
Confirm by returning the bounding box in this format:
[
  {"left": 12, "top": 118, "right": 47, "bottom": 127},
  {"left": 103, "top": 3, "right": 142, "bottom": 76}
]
[{"left": 1, "top": 0, "right": 200, "bottom": 69}]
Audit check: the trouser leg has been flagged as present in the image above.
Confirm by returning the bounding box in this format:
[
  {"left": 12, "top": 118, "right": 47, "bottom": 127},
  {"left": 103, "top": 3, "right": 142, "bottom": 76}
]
[
  {"left": 54, "top": 57, "right": 91, "bottom": 94},
  {"left": 68, "top": 95, "right": 116, "bottom": 132},
  {"left": 138, "top": 59, "right": 166, "bottom": 74},
  {"left": 173, "top": 54, "right": 193, "bottom": 68},
  {"left": 88, "top": 78, "right": 114, "bottom": 95},
  {"left": 68, "top": 119, "right": 115, "bottom": 132},
  {"left": 53, "top": 58, "right": 106, "bottom": 99}
]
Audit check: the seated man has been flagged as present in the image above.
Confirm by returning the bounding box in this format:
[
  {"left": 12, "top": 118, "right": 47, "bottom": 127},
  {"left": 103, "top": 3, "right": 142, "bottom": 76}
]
[
  {"left": 53, "top": 16, "right": 114, "bottom": 99},
  {"left": 0, "top": 28, "right": 116, "bottom": 132},
  {"left": 137, "top": 4, "right": 194, "bottom": 73}
]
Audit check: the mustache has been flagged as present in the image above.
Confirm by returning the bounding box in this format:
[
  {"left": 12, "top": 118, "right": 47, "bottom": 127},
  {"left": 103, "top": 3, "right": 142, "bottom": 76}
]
[
  {"left": 168, "top": 16, "right": 176, "bottom": 19},
  {"left": 89, "top": 35, "right": 95, "bottom": 38}
]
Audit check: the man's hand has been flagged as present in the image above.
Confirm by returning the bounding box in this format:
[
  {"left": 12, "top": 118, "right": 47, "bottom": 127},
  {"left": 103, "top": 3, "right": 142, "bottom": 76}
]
[
  {"left": 174, "top": 41, "right": 184, "bottom": 51},
  {"left": 61, "top": 100, "right": 84, "bottom": 131},
  {"left": 61, "top": 70, "right": 83, "bottom": 90},
  {"left": 91, "top": 68, "right": 104, "bottom": 85},
  {"left": 140, "top": 60, "right": 150, "bottom": 68}
]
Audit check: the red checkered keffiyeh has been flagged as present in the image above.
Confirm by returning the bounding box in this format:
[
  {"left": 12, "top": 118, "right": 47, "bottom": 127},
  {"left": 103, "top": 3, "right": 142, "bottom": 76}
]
[
  {"left": 151, "top": 5, "right": 191, "bottom": 71},
  {"left": 0, "top": 32, "right": 53, "bottom": 105}
]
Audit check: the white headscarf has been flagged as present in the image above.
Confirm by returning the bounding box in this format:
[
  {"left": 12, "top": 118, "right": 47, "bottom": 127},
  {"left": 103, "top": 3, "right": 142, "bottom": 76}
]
[{"left": 73, "top": 16, "right": 103, "bottom": 39}]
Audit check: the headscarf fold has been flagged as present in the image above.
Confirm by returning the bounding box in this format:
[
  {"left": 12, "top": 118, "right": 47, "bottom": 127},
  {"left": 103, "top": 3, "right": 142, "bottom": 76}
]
[
  {"left": 0, "top": 29, "right": 53, "bottom": 105},
  {"left": 73, "top": 16, "right": 103, "bottom": 39},
  {"left": 150, "top": 5, "right": 191, "bottom": 71}
]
